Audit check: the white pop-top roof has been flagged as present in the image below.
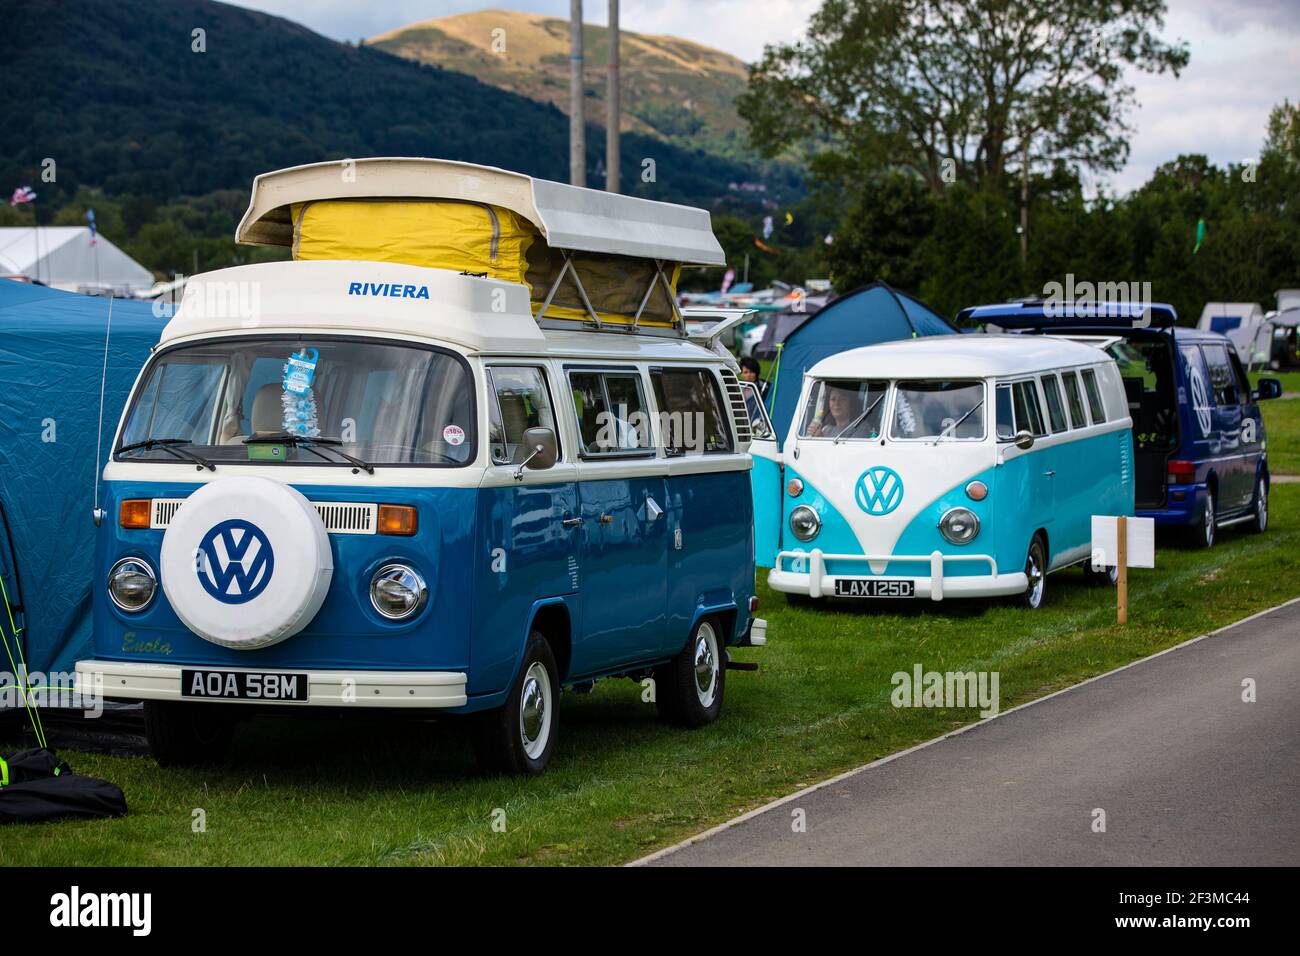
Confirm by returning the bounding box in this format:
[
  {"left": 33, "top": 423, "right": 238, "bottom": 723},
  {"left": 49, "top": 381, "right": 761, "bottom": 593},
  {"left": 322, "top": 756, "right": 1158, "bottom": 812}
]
[
  {"left": 808, "top": 334, "right": 1113, "bottom": 380},
  {"left": 159, "top": 259, "right": 721, "bottom": 362},
  {"left": 236, "top": 157, "right": 726, "bottom": 266}
]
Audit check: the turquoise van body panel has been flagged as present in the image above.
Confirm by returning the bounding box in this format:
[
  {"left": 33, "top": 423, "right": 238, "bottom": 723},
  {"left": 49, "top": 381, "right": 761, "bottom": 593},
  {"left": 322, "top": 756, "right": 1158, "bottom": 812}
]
[{"left": 751, "top": 455, "right": 783, "bottom": 569}]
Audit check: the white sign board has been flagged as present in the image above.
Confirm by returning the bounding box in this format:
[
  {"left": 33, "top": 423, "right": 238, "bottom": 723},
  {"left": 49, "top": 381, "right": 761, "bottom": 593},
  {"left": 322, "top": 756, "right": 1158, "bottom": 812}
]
[{"left": 1091, "top": 515, "right": 1156, "bottom": 569}]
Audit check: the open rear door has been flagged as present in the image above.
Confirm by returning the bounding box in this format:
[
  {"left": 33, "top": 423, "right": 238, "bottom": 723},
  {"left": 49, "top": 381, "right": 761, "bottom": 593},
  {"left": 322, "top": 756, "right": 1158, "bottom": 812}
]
[{"left": 741, "top": 382, "right": 783, "bottom": 568}]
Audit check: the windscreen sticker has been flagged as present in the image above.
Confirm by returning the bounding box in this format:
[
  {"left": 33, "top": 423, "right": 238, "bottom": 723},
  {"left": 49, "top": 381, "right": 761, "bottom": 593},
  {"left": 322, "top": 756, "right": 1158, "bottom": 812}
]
[
  {"left": 443, "top": 425, "right": 465, "bottom": 446},
  {"left": 282, "top": 348, "right": 320, "bottom": 437}
]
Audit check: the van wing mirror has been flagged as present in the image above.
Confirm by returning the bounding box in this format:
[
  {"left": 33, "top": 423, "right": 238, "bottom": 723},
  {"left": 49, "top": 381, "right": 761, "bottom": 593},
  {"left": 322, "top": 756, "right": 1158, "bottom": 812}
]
[
  {"left": 514, "top": 427, "right": 558, "bottom": 480},
  {"left": 1014, "top": 429, "right": 1036, "bottom": 450},
  {"left": 1253, "top": 377, "right": 1283, "bottom": 401}
]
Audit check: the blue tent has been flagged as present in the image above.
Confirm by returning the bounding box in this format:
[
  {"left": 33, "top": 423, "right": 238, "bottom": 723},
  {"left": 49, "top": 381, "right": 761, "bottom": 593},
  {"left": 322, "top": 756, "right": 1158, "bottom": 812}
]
[
  {"left": 766, "top": 282, "right": 955, "bottom": 439},
  {"left": 0, "top": 281, "right": 162, "bottom": 679}
]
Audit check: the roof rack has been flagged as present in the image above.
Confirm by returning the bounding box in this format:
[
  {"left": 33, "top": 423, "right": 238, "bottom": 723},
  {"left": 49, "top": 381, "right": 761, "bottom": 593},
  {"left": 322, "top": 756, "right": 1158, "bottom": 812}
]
[{"left": 236, "top": 158, "right": 727, "bottom": 337}]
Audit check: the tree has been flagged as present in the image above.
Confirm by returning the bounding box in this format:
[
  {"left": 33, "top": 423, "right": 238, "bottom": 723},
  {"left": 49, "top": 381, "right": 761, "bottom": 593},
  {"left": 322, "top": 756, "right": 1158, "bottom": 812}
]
[{"left": 738, "top": 0, "right": 1189, "bottom": 195}]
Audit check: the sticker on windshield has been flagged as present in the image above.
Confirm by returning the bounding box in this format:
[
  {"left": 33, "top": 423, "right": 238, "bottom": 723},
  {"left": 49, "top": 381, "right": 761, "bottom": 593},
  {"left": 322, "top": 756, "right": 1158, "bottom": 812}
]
[
  {"left": 282, "top": 348, "right": 320, "bottom": 438},
  {"left": 283, "top": 348, "right": 318, "bottom": 394},
  {"left": 443, "top": 425, "right": 465, "bottom": 446}
]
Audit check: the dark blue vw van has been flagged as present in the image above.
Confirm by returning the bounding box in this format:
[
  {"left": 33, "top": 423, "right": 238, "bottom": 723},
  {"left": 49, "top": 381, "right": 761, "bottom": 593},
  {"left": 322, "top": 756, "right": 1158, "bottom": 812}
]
[{"left": 958, "top": 301, "right": 1284, "bottom": 547}]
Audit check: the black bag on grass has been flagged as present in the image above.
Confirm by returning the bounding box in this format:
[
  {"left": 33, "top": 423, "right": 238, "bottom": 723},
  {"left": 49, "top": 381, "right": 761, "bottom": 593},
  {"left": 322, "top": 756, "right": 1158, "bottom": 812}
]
[{"left": 0, "top": 748, "right": 127, "bottom": 823}]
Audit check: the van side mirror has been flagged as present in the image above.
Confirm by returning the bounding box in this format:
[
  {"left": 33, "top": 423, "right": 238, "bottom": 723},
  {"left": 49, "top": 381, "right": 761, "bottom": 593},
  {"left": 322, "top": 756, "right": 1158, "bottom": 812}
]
[
  {"left": 514, "top": 426, "right": 558, "bottom": 480},
  {"left": 1253, "top": 377, "right": 1283, "bottom": 401},
  {"left": 1014, "top": 429, "right": 1036, "bottom": 450}
]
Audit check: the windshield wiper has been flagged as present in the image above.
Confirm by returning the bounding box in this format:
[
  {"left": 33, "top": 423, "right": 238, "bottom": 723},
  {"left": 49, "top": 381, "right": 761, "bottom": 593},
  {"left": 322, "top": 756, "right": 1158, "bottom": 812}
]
[
  {"left": 117, "top": 438, "right": 216, "bottom": 471},
  {"left": 931, "top": 398, "right": 985, "bottom": 445},
  {"left": 833, "top": 394, "right": 886, "bottom": 444},
  {"left": 244, "top": 433, "right": 376, "bottom": 475}
]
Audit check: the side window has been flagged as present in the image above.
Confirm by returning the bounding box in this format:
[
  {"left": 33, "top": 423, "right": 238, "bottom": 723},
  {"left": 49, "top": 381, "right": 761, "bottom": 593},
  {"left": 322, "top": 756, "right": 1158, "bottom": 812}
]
[
  {"left": 487, "top": 366, "right": 559, "bottom": 465},
  {"left": 1011, "top": 380, "right": 1047, "bottom": 437},
  {"left": 995, "top": 383, "right": 1015, "bottom": 440},
  {"left": 1201, "top": 345, "right": 1238, "bottom": 406},
  {"left": 739, "top": 381, "right": 774, "bottom": 440},
  {"left": 651, "top": 368, "right": 734, "bottom": 455},
  {"left": 568, "top": 369, "right": 653, "bottom": 457},
  {"left": 1227, "top": 348, "right": 1252, "bottom": 404},
  {"left": 1041, "top": 374, "right": 1069, "bottom": 433},
  {"left": 1061, "top": 370, "right": 1088, "bottom": 427},
  {"left": 1080, "top": 368, "right": 1107, "bottom": 423}
]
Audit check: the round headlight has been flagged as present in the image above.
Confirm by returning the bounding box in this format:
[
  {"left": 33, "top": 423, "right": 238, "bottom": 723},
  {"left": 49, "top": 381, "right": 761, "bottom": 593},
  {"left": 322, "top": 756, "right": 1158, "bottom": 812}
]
[
  {"left": 789, "top": 505, "right": 821, "bottom": 542},
  {"left": 369, "top": 563, "right": 428, "bottom": 620},
  {"left": 939, "top": 508, "right": 980, "bottom": 545},
  {"left": 786, "top": 478, "right": 804, "bottom": 497},
  {"left": 965, "top": 480, "right": 988, "bottom": 501},
  {"left": 108, "top": 557, "right": 157, "bottom": 612}
]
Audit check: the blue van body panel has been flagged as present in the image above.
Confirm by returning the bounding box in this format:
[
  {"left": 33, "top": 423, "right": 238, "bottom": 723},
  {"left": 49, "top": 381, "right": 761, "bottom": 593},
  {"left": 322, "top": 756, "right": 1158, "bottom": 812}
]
[
  {"left": 751, "top": 456, "right": 783, "bottom": 569},
  {"left": 92, "top": 480, "right": 475, "bottom": 675}
]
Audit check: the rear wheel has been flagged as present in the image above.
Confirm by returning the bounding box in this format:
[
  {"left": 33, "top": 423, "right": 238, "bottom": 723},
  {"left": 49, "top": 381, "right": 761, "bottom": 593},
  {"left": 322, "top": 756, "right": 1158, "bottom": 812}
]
[
  {"left": 1020, "top": 535, "right": 1048, "bottom": 610},
  {"left": 1248, "top": 476, "right": 1269, "bottom": 534},
  {"left": 472, "top": 631, "right": 558, "bottom": 776},
  {"left": 1187, "top": 489, "right": 1216, "bottom": 548},
  {"left": 143, "top": 700, "right": 237, "bottom": 767},
  {"left": 654, "top": 617, "right": 725, "bottom": 728},
  {"left": 1083, "top": 563, "right": 1118, "bottom": 587}
]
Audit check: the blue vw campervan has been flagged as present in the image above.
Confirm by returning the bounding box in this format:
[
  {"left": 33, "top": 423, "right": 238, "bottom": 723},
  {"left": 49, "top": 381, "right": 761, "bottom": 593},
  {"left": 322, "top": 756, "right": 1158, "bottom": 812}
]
[
  {"left": 74, "top": 159, "right": 765, "bottom": 775},
  {"left": 745, "top": 335, "right": 1134, "bottom": 608},
  {"left": 959, "top": 301, "right": 1283, "bottom": 547}
]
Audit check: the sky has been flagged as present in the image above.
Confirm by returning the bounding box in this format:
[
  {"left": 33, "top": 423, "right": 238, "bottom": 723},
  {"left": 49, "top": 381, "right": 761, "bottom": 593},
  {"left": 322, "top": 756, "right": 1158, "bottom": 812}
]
[{"left": 233, "top": 0, "right": 1299, "bottom": 196}]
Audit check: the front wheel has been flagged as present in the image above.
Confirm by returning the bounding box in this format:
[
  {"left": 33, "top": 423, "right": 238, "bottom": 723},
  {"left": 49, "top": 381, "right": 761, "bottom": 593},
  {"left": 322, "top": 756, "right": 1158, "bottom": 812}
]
[
  {"left": 654, "top": 617, "right": 726, "bottom": 728},
  {"left": 1020, "top": 535, "right": 1048, "bottom": 610},
  {"left": 1248, "top": 476, "right": 1269, "bottom": 534},
  {"left": 143, "top": 700, "right": 237, "bottom": 767},
  {"left": 472, "top": 631, "right": 558, "bottom": 776}
]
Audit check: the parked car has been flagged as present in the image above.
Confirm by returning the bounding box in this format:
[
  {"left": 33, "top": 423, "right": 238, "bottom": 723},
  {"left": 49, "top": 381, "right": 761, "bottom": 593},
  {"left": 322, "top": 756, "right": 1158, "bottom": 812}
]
[
  {"left": 960, "top": 300, "right": 1283, "bottom": 547},
  {"left": 744, "top": 335, "right": 1134, "bottom": 609},
  {"left": 75, "top": 159, "right": 765, "bottom": 775}
]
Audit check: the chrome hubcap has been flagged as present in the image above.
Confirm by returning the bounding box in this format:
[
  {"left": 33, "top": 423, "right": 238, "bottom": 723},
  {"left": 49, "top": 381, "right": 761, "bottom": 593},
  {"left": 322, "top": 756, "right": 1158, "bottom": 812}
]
[
  {"left": 1258, "top": 482, "right": 1268, "bottom": 528},
  {"left": 519, "top": 662, "right": 551, "bottom": 759},
  {"left": 693, "top": 623, "right": 718, "bottom": 708},
  {"left": 1205, "top": 498, "right": 1215, "bottom": 545}
]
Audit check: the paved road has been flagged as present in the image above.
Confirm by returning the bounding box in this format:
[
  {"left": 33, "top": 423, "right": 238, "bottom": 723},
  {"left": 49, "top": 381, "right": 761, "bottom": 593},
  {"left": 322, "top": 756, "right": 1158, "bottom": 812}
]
[{"left": 644, "top": 600, "right": 1300, "bottom": 866}]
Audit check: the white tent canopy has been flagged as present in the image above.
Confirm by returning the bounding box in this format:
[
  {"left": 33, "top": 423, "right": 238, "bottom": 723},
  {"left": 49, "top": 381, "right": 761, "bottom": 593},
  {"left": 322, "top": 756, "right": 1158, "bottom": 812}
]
[{"left": 0, "top": 227, "right": 155, "bottom": 296}]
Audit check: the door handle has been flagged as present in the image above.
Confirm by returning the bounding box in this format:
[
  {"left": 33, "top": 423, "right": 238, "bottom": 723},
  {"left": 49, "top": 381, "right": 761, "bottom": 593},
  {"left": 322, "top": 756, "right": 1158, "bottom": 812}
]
[
  {"left": 562, "top": 516, "right": 584, "bottom": 528},
  {"left": 1043, "top": 470, "right": 1056, "bottom": 477}
]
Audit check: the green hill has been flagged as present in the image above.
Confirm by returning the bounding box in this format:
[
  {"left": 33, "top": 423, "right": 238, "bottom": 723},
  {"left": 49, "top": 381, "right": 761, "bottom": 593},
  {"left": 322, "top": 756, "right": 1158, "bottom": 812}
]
[{"left": 0, "top": 0, "right": 793, "bottom": 212}]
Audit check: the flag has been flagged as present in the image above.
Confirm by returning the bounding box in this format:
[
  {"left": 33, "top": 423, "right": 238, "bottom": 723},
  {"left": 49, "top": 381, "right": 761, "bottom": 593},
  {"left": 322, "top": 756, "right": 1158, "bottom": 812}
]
[
  {"left": 824, "top": 232, "right": 834, "bottom": 245},
  {"left": 1193, "top": 217, "right": 1206, "bottom": 254},
  {"left": 754, "top": 237, "right": 779, "bottom": 254},
  {"left": 721, "top": 267, "right": 735, "bottom": 295},
  {"left": 86, "top": 208, "right": 98, "bottom": 246},
  {"left": 9, "top": 186, "right": 36, "bottom": 206},
  {"left": 784, "top": 211, "right": 794, "bottom": 226},
  {"left": 762, "top": 215, "right": 773, "bottom": 240}
]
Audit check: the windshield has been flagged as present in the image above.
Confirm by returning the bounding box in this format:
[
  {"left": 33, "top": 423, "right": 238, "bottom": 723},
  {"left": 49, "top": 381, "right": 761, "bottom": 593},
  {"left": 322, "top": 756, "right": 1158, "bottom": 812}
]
[
  {"left": 890, "top": 380, "right": 986, "bottom": 440},
  {"left": 117, "top": 337, "right": 474, "bottom": 466},
  {"left": 799, "top": 379, "right": 888, "bottom": 439}
]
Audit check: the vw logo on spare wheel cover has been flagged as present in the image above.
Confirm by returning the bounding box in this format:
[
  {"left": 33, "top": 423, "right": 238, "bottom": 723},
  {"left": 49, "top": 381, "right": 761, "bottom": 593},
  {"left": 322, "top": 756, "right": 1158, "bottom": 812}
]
[
  {"left": 196, "top": 518, "right": 275, "bottom": 604},
  {"left": 856, "top": 466, "right": 904, "bottom": 516}
]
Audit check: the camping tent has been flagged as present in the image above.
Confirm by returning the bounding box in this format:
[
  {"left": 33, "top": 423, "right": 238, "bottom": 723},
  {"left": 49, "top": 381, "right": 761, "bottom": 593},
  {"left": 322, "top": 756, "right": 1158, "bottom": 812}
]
[
  {"left": 765, "top": 282, "right": 955, "bottom": 439},
  {"left": 0, "top": 227, "right": 155, "bottom": 297},
  {"left": 0, "top": 281, "right": 163, "bottom": 683},
  {"left": 751, "top": 294, "right": 834, "bottom": 360}
]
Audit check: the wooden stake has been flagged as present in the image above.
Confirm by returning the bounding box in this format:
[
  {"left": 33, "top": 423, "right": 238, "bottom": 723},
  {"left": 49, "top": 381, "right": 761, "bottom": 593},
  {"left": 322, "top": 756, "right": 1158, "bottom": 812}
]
[{"left": 1116, "top": 514, "right": 1128, "bottom": 625}]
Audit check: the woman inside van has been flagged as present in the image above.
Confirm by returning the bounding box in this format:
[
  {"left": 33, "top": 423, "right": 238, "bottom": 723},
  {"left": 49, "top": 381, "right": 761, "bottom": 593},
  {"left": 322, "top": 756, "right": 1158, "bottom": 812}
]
[{"left": 803, "top": 380, "right": 888, "bottom": 439}]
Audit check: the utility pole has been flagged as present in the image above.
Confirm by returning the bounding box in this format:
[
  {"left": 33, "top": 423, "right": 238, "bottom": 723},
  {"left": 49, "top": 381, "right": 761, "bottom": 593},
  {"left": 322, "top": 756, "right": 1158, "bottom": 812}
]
[
  {"left": 606, "top": 0, "right": 620, "bottom": 193},
  {"left": 1019, "top": 140, "right": 1029, "bottom": 268},
  {"left": 569, "top": 0, "right": 586, "bottom": 187}
]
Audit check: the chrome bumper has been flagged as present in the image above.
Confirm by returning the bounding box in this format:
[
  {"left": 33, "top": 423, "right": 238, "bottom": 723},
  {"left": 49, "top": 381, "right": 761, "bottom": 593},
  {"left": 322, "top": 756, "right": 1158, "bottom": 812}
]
[{"left": 768, "top": 548, "right": 1027, "bottom": 601}]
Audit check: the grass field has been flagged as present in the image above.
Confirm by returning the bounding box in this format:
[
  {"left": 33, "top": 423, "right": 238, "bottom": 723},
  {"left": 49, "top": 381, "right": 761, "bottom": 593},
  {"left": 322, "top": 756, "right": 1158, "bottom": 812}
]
[
  {"left": 3, "top": 484, "right": 1299, "bottom": 866},
  {"left": 1262, "top": 396, "right": 1300, "bottom": 475},
  {"left": 1251, "top": 368, "right": 1300, "bottom": 395}
]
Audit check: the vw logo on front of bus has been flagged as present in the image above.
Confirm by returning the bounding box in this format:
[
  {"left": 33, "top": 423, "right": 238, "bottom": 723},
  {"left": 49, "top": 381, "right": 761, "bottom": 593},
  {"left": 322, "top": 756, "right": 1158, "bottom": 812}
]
[
  {"left": 856, "top": 467, "right": 904, "bottom": 516},
  {"left": 196, "top": 519, "right": 275, "bottom": 604}
]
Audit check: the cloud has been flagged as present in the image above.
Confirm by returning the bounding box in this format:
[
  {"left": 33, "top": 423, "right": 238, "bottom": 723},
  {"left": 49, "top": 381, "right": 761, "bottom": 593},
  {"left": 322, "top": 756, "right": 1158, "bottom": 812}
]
[{"left": 1175, "top": 0, "right": 1300, "bottom": 35}]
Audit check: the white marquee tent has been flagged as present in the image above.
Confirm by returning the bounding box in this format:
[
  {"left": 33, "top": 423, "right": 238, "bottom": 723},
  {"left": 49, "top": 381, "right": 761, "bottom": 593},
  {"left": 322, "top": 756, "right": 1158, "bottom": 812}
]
[{"left": 0, "top": 226, "right": 154, "bottom": 296}]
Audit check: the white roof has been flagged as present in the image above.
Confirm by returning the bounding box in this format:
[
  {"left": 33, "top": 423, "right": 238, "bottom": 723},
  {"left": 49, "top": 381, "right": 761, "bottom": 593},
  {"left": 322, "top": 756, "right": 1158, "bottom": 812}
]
[
  {"left": 236, "top": 157, "right": 726, "bottom": 265},
  {"left": 808, "top": 334, "right": 1113, "bottom": 380},
  {"left": 0, "top": 227, "right": 154, "bottom": 293},
  {"left": 161, "top": 259, "right": 721, "bottom": 362}
]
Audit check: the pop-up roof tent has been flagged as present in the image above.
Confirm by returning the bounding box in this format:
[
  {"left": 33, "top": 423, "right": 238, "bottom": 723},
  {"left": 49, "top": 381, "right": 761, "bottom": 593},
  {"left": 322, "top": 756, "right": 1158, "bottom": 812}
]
[
  {"left": 765, "top": 282, "right": 955, "bottom": 439},
  {"left": 0, "top": 281, "right": 162, "bottom": 680},
  {"left": 236, "top": 157, "right": 726, "bottom": 333}
]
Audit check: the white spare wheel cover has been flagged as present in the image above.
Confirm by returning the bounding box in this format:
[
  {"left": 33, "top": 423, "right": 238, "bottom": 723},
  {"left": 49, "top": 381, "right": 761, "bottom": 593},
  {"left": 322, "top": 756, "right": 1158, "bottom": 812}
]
[{"left": 160, "top": 476, "right": 333, "bottom": 649}]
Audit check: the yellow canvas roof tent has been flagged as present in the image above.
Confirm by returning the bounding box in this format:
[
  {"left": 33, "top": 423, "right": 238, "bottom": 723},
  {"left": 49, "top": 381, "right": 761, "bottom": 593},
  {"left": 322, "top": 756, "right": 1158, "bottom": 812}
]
[{"left": 236, "top": 158, "right": 726, "bottom": 334}]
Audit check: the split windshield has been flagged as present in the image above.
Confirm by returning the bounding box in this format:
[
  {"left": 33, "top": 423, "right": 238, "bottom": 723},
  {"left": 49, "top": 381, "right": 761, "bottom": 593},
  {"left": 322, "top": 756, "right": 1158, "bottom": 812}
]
[
  {"left": 799, "top": 379, "right": 986, "bottom": 441},
  {"left": 117, "top": 337, "right": 474, "bottom": 466}
]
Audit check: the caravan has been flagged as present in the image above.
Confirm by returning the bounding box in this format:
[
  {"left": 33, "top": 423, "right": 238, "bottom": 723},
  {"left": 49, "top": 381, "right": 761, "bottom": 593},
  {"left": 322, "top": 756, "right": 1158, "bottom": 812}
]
[
  {"left": 747, "top": 336, "right": 1134, "bottom": 608},
  {"left": 74, "top": 159, "right": 764, "bottom": 775}
]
